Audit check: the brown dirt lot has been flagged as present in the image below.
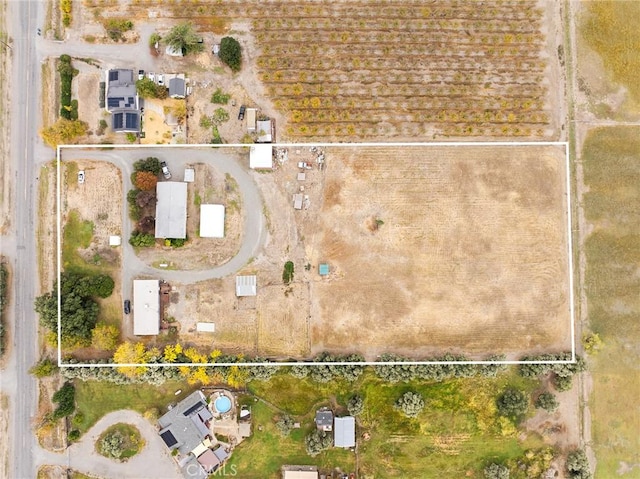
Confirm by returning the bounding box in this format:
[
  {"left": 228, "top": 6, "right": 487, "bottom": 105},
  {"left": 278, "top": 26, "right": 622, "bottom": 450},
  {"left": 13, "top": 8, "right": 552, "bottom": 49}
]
[{"left": 301, "top": 145, "right": 571, "bottom": 359}]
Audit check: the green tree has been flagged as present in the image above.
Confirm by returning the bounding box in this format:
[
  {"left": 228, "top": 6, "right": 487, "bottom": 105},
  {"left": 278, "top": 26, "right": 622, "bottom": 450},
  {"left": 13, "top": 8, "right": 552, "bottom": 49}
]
[
  {"left": 347, "top": 394, "right": 364, "bottom": 416},
  {"left": 394, "top": 391, "right": 425, "bottom": 418},
  {"left": 52, "top": 382, "right": 76, "bottom": 419},
  {"left": 164, "top": 22, "right": 204, "bottom": 56},
  {"left": 496, "top": 388, "right": 528, "bottom": 420},
  {"left": 136, "top": 78, "right": 166, "bottom": 99},
  {"left": 283, "top": 261, "right": 294, "bottom": 284},
  {"left": 133, "top": 157, "right": 162, "bottom": 175},
  {"left": 29, "top": 357, "right": 59, "bottom": 378},
  {"left": 211, "top": 88, "right": 231, "bottom": 104},
  {"left": 275, "top": 414, "right": 295, "bottom": 437},
  {"left": 484, "top": 463, "right": 510, "bottom": 479},
  {"left": 305, "top": 430, "right": 332, "bottom": 456},
  {"left": 566, "top": 449, "right": 592, "bottom": 479},
  {"left": 149, "top": 32, "right": 161, "bottom": 48},
  {"left": 219, "top": 36, "right": 242, "bottom": 71},
  {"left": 534, "top": 391, "right": 559, "bottom": 413},
  {"left": 40, "top": 119, "right": 87, "bottom": 149}
]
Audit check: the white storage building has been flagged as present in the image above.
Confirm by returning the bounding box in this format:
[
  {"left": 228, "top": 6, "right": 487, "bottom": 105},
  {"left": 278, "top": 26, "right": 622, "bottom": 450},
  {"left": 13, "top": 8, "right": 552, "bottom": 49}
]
[
  {"left": 155, "top": 182, "right": 188, "bottom": 239},
  {"left": 199, "top": 204, "right": 225, "bottom": 238},
  {"left": 249, "top": 144, "right": 273, "bottom": 169},
  {"left": 133, "top": 280, "right": 160, "bottom": 336}
]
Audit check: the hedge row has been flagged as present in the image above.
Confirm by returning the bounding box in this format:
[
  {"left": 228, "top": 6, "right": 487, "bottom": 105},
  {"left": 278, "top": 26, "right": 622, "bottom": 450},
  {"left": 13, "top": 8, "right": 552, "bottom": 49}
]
[{"left": 58, "top": 55, "right": 78, "bottom": 120}]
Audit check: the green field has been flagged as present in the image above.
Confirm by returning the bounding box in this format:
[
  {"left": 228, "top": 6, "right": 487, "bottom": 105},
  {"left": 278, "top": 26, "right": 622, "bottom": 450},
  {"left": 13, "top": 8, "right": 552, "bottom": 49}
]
[
  {"left": 582, "top": 127, "right": 640, "bottom": 478},
  {"left": 74, "top": 380, "right": 197, "bottom": 433},
  {"left": 62, "top": 209, "right": 95, "bottom": 275},
  {"left": 227, "top": 371, "right": 547, "bottom": 479}
]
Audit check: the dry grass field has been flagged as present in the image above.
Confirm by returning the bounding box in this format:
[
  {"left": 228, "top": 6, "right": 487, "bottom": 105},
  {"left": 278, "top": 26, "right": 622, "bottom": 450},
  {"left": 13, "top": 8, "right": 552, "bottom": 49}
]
[
  {"left": 78, "top": 0, "right": 561, "bottom": 141},
  {"left": 303, "top": 145, "right": 571, "bottom": 359}
]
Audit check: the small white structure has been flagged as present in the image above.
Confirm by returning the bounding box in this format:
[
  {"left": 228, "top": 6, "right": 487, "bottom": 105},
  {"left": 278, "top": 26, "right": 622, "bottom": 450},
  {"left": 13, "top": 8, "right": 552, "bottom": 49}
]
[
  {"left": 165, "top": 45, "right": 183, "bottom": 57},
  {"left": 133, "top": 280, "right": 160, "bottom": 336},
  {"left": 236, "top": 275, "right": 257, "bottom": 297},
  {"left": 199, "top": 204, "right": 225, "bottom": 238},
  {"left": 184, "top": 168, "right": 195, "bottom": 183},
  {"left": 249, "top": 144, "right": 273, "bottom": 169},
  {"left": 256, "top": 119, "right": 272, "bottom": 143},
  {"left": 246, "top": 108, "right": 257, "bottom": 132},
  {"left": 293, "top": 193, "right": 303, "bottom": 210},
  {"left": 109, "top": 235, "right": 121, "bottom": 246},
  {"left": 196, "top": 322, "right": 216, "bottom": 332}
]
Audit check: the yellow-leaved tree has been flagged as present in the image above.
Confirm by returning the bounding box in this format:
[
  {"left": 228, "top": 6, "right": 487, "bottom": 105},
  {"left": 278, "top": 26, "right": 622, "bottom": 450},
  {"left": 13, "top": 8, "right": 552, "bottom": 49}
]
[{"left": 113, "top": 341, "right": 157, "bottom": 377}]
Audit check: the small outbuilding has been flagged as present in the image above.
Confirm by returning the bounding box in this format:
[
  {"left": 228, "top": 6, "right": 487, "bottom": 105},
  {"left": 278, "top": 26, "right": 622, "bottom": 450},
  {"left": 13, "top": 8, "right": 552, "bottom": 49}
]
[
  {"left": 282, "top": 468, "right": 319, "bottom": 479},
  {"left": 315, "top": 409, "right": 333, "bottom": 432},
  {"left": 109, "top": 235, "right": 121, "bottom": 246},
  {"left": 246, "top": 108, "right": 257, "bottom": 132},
  {"left": 199, "top": 204, "right": 225, "bottom": 238},
  {"left": 256, "top": 119, "right": 272, "bottom": 143},
  {"left": 169, "top": 77, "right": 186, "bottom": 99},
  {"left": 319, "top": 263, "right": 330, "bottom": 276},
  {"left": 249, "top": 144, "right": 273, "bottom": 169},
  {"left": 184, "top": 168, "right": 195, "bottom": 183},
  {"left": 196, "top": 323, "right": 216, "bottom": 333},
  {"left": 293, "top": 194, "right": 303, "bottom": 210},
  {"left": 133, "top": 279, "right": 160, "bottom": 336},
  {"left": 334, "top": 416, "right": 355, "bottom": 448},
  {"left": 235, "top": 275, "right": 257, "bottom": 297}
]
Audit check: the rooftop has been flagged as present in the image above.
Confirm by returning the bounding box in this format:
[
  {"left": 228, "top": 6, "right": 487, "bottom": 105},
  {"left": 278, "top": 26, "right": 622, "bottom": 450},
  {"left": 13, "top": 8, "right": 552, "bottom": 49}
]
[
  {"left": 249, "top": 144, "right": 273, "bottom": 169},
  {"left": 199, "top": 204, "right": 225, "bottom": 238},
  {"left": 133, "top": 280, "right": 160, "bottom": 335},
  {"left": 169, "top": 77, "right": 186, "bottom": 98},
  {"left": 236, "top": 275, "right": 257, "bottom": 297},
  {"left": 158, "top": 390, "right": 212, "bottom": 456},
  {"left": 334, "top": 416, "right": 355, "bottom": 448},
  {"left": 106, "top": 69, "right": 138, "bottom": 112},
  {"left": 155, "top": 182, "right": 188, "bottom": 239}
]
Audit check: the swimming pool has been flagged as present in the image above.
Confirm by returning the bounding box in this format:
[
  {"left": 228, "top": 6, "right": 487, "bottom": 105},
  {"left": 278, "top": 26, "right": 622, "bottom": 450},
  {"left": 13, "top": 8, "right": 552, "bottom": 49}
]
[{"left": 214, "top": 396, "right": 232, "bottom": 414}]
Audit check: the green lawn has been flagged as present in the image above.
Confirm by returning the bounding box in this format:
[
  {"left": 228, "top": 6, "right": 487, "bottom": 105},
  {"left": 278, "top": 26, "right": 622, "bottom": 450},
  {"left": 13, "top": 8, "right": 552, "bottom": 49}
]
[
  {"left": 62, "top": 209, "right": 96, "bottom": 275},
  {"left": 74, "top": 380, "right": 197, "bottom": 433},
  {"left": 582, "top": 127, "right": 640, "bottom": 478},
  {"left": 229, "top": 370, "right": 545, "bottom": 479}
]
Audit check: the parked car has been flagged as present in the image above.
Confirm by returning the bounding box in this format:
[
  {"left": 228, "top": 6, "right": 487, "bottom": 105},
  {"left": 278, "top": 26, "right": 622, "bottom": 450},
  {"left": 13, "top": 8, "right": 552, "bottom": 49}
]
[
  {"left": 123, "top": 300, "right": 131, "bottom": 315},
  {"left": 238, "top": 105, "right": 246, "bottom": 120},
  {"left": 157, "top": 74, "right": 165, "bottom": 86},
  {"left": 138, "top": 69, "right": 144, "bottom": 80},
  {"left": 77, "top": 170, "right": 85, "bottom": 184},
  {"left": 160, "top": 160, "right": 172, "bottom": 179},
  {"left": 147, "top": 71, "right": 155, "bottom": 82},
  {"left": 297, "top": 162, "right": 312, "bottom": 170}
]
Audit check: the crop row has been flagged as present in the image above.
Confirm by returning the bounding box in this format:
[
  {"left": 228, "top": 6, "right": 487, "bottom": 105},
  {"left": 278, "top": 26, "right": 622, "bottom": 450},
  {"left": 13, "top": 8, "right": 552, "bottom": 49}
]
[
  {"left": 283, "top": 123, "right": 546, "bottom": 139},
  {"left": 252, "top": 19, "right": 541, "bottom": 35}
]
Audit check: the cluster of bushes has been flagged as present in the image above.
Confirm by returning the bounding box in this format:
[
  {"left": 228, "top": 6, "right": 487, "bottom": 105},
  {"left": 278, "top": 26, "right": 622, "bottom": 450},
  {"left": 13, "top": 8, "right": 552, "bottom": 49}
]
[
  {"left": 58, "top": 55, "right": 79, "bottom": 120},
  {"left": 60, "top": 0, "right": 72, "bottom": 27},
  {"left": 34, "top": 272, "right": 114, "bottom": 346},
  {"left": 0, "top": 263, "right": 7, "bottom": 356},
  {"left": 219, "top": 36, "right": 242, "bottom": 72},
  {"left": 282, "top": 261, "right": 294, "bottom": 284},
  {"left": 103, "top": 18, "right": 133, "bottom": 42},
  {"left": 164, "top": 237, "right": 186, "bottom": 248},
  {"left": 40, "top": 118, "right": 87, "bottom": 149},
  {"left": 519, "top": 353, "right": 586, "bottom": 391},
  {"left": 305, "top": 430, "right": 333, "bottom": 456},
  {"left": 211, "top": 88, "right": 231, "bottom": 104},
  {"left": 373, "top": 353, "right": 508, "bottom": 382},
  {"left": 128, "top": 158, "right": 161, "bottom": 245}
]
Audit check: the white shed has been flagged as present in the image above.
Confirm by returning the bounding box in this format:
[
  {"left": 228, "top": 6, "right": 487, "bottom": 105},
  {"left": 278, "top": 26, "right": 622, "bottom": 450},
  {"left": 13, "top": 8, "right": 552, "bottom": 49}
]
[
  {"left": 236, "top": 275, "right": 257, "bottom": 297},
  {"left": 249, "top": 144, "right": 273, "bottom": 169},
  {"left": 133, "top": 280, "right": 160, "bottom": 336},
  {"left": 196, "top": 322, "right": 216, "bottom": 332},
  {"left": 199, "top": 204, "right": 225, "bottom": 238}
]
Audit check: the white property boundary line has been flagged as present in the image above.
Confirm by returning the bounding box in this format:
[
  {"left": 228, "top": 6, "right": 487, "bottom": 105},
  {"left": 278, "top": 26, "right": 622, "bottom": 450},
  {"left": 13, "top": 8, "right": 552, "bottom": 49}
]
[{"left": 56, "top": 141, "right": 576, "bottom": 367}]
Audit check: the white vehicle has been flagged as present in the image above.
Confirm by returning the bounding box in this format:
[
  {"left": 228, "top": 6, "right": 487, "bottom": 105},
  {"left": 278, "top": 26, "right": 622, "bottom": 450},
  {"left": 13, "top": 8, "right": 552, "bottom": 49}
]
[
  {"left": 297, "top": 162, "right": 312, "bottom": 170},
  {"left": 157, "top": 74, "right": 165, "bottom": 86},
  {"left": 160, "top": 161, "right": 172, "bottom": 180},
  {"left": 77, "top": 170, "right": 85, "bottom": 184},
  {"left": 147, "top": 71, "right": 155, "bottom": 82}
]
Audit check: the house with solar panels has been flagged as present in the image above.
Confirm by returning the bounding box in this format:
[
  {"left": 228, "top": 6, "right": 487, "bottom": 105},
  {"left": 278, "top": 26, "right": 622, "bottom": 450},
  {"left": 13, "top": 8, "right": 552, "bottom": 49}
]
[{"left": 105, "top": 69, "right": 140, "bottom": 133}]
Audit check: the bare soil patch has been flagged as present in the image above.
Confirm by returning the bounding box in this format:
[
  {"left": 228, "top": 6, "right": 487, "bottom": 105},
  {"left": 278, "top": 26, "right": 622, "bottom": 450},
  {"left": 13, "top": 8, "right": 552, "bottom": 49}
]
[
  {"left": 140, "top": 97, "right": 185, "bottom": 145},
  {"left": 303, "top": 145, "right": 571, "bottom": 359}
]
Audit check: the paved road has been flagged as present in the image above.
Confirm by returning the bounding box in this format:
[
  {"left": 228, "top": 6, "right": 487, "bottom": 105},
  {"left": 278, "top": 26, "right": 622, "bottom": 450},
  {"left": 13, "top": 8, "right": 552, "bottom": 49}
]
[{"left": 0, "top": 1, "right": 47, "bottom": 479}]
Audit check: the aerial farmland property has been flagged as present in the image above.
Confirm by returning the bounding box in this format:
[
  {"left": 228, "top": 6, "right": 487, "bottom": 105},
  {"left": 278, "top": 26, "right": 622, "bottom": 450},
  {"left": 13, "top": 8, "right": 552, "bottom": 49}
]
[{"left": 55, "top": 142, "right": 572, "bottom": 363}]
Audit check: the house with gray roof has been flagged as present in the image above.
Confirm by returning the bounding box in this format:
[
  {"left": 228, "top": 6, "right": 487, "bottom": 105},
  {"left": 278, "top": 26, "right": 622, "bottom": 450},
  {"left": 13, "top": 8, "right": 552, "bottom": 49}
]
[
  {"left": 314, "top": 408, "right": 333, "bottom": 432},
  {"left": 157, "top": 390, "right": 213, "bottom": 456},
  {"left": 105, "top": 69, "right": 141, "bottom": 133},
  {"left": 169, "top": 77, "right": 186, "bottom": 99}
]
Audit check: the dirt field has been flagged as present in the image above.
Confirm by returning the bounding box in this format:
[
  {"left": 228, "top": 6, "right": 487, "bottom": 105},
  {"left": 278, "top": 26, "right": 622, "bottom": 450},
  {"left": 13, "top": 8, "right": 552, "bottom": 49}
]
[
  {"left": 292, "top": 145, "right": 571, "bottom": 359},
  {"left": 135, "top": 163, "right": 243, "bottom": 270},
  {"left": 140, "top": 97, "right": 185, "bottom": 144}
]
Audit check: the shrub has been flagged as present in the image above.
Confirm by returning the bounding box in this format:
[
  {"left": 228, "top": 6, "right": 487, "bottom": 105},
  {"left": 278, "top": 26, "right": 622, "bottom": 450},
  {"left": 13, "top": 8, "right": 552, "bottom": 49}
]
[
  {"left": 219, "top": 36, "right": 242, "bottom": 71},
  {"left": 133, "top": 157, "right": 162, "bottom": 175},
  {"left": 534, "top": 391, "right": 559, "bottom": 412},
  {"left": 164, "top": 22, "right": 204, "bottom": 56},
  {"left": 211, "top": 88, "right": 231, "bottom": 104},
  {"left": 149, "top": 32, "right": 161, "bottom": 48},
  {"left": 305, "top": 430, "right": 332, "bottom": 456},
  {"left": 91, "top": 323, "right": 120, "bottom": 351},
  {"left": 68, "top": 429, "right": 80, "bottom": 442},
  {"left": 40, "top": 119, "right": 87, "bottom": 149},
  {"left": 100, "top": 430, "right": 124, "bottom": 458},
  {"left": 283, "top": 261, "right": 294, "bottom": 284},
  {"left": 60, "top": 0, "right": 72, "bottom": 27},
  {"left": 126, "top": 132, "right": 137, "bottom": 143},
  {"left": 566, "top": 449, "right": 592, "bottom": 479},
  {"left": 275, "top": 414, "right": 295, "bottom": 437},
  {"left": 134, "top": 171, "right": 158, "bottom": 191},
  {"left": 484, "top": 463, "right": 510, "bottom": 479},
  {"left": 135, "top": 78, "right": 167, "bottom": 99},
  {"left": 347, "top": 394, "right": 364, "bottom": 416},
  {"left": 394, "top": 391, "right": 425, "bottom": 418},
  {"left": 104, "top": 18, "right": 134, "bottom": 42},
  {"left": 212, "top": 107, "right": 230, "bottom": 124},
  {"left": 58, "top": 55, "right": 78, "bottom": 120},
  {"left": 496, "top": 388, "right": 528, "bottom": 420},
  {"left": 289, "top": 364, "right": 309, "bottom": 378},
  {"left": 29, "top": 357, "right": 59, "bottom": 378},
  {"left": 129, "top": 231, "right": 156, "bottom": 247}
]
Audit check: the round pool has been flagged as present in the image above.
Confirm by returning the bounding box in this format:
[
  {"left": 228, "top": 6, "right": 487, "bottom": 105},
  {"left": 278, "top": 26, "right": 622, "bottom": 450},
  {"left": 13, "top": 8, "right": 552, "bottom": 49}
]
[{"left": 214, "top": 396, "right": 232, "bottom": 414}]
